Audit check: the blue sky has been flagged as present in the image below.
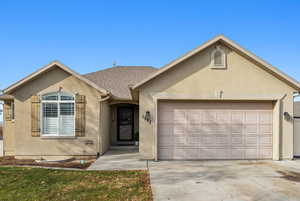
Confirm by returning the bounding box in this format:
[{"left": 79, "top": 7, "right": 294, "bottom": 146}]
[{"left": 1, "top": 0, "right": 300, "bottom": 120}]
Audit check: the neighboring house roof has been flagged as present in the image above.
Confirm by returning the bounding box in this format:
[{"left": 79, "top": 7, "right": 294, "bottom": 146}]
[
  {"left": 83, "top": 66, "right": 158, "bottom": 100},
  {"left": 3, "top": 61, "right": 108, "bottom": 95},
  {"left": 133, "top": 35, "right": 300, "bottom": 91}
]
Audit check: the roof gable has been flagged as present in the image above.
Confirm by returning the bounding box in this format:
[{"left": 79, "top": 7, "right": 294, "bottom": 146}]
[
  {"left": 133, "top": 35, "right": 300, "bottom": 91},
  {"left": 3, "top": 61, "right": 108, "bottom": 95}
]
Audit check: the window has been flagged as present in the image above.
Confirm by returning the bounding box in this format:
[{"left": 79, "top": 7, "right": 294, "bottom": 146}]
[
  {"left": 41, "top": 92, "right": 75, "bottom": 136},
  {"left": 211, "top": 46, "right": 226, "bottom": 68}
]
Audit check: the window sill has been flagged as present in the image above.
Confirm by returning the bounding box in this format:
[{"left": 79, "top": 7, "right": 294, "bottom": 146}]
[
  {"left": 41, "top": 136, "right": 77, "bottom": 139},
  {"left": 211, "top": 66, "right": 226, "bottom": 69}
]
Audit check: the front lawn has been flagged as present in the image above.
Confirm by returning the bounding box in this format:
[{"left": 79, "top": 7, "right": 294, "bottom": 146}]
[{"left": 0, "top": 167, "right": 152, "bottom": 201}]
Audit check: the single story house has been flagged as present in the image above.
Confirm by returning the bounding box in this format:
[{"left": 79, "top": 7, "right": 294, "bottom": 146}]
[{"left": 1, "top": 35, "right": 300, "bottom": 161}]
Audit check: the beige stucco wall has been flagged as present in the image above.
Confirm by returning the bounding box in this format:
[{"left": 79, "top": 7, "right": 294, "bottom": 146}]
[
  {"left": 139, "top": 45, "right": 296, "bottom": 160},
  {"left": 3, "top": 101, "right": 15, "bottom": 156},
  {"left": 8, "top": 67, "right": 104, "bottom": 159},
  {"left": 100, "top": 100, "right": 111, "bottom": 154}
]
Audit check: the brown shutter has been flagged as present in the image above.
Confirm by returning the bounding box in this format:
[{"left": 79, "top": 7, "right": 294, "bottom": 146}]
[
  {"left": 75, "top": 94, "right": 86, "bottom": 137},
  {"left": 31, "top": 95, "right": 41, "bottom": 137},
  {"left": 4, "top": 101, "right": 12, "bottom": 121}
]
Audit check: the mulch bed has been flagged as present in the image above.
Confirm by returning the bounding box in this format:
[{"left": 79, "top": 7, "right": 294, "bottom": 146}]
[{"left": 0, "top": 156, "right": 94, "bottom": 169}]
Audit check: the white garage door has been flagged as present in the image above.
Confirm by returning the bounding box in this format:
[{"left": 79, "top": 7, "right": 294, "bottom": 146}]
[{"left": 158, "top": 101, "right": 273, "bottom": 160}]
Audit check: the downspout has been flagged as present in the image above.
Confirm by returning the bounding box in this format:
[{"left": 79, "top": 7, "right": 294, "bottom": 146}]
[{"left": 97, "top": 93, "right": 111, "bottom": 157}]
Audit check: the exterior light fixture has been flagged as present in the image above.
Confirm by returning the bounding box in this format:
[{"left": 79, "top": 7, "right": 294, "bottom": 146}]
[
  {"left": 143, "top": 111, "right": 151, "bottom": 123},
  {"left": 284, "top": 112, "right": 291, "bottom": 121}
]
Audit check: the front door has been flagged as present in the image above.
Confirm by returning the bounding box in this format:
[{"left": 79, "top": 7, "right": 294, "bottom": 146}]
[{"left": 117, "top": 107, "right": 134, "bottom": 141}]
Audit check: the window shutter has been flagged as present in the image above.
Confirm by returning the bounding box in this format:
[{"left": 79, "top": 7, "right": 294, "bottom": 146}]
[
  {"left": 4, "top": 102, "right": 12, "bottom": 121},
  {"left": 31, "top": 95, "right": 41, "bottom": 137},
  {"left": 75, "top": 94, "right": 86, "bottom": 137}
]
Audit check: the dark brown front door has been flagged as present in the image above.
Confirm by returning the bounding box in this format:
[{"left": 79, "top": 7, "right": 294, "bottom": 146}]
[{"left": 117, "top": 107, "right": 134, "bottom": 141}]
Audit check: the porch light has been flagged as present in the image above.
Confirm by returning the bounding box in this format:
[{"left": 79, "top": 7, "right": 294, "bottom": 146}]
[
  {"left": 143, "top": 111, "right": 151, "bottom": 123},
  {"left": 284, "top": 112, "right": 292, "bottom": 121}
]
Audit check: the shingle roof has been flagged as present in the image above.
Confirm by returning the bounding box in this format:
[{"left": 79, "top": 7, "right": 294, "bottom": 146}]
[{"left": 83, "top": 66, "right": 158, "bottom": 99}]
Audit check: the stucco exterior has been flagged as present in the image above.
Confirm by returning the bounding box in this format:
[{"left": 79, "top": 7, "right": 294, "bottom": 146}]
[
  {"left": 7, "top": 67, "right": 105, "bottom": 159},
  {"left": 3, "top": 101, "right": 15, "bottom": 156},
  {"left": 100, "top": 100, "right": 111, "bottom": 154},
  {"left": 139, "top": 44, "right": 296, "bottom": 160}
]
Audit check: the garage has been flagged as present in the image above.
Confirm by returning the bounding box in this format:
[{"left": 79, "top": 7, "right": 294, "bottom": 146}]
[{"left": 158, "top": 101, "right": 273, "bottom": 160}]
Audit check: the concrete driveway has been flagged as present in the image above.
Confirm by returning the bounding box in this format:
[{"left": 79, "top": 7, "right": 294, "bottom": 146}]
[{"left": 149, "top": 160, "right": 300, "bottom": 201}]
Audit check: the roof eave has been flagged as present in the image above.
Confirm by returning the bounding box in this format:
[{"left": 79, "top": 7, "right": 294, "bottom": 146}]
[
  {"left": 3, "top": 61, "right": 109, "bottom": 95},
  {"left": 0, "top": 94, "right": 14, "bottom": 100}
]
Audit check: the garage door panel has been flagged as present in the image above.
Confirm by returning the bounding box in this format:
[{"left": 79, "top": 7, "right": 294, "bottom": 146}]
[
  {"left": 187, "top": 124, "right": 202, "bottom": 133},
  {"left": 259, "top": 112, "right": 272, "bottom": 124},
  {"left": 188, "top": 111, "right": 202, "bottom": 124},
  {"left": 203, "top": 111, "right": 217, "bottom": 123},
  {"left": 173, "top": 148, "right": 198, "bottom": 159},
  {"left": 259, "top": 124, "right": 272, "bottom": 134},
  {"left": 259, "top": 148, "right": 272, "bottom": 158},
  {"left": 231, "top": 112, "right": 244, "bottom": 123},
  {"left": 231, "top": 135, "right": 244, "bottom": 145},
  {"left": 231, "top": 149, "right": 245, "bottom": 159},
  {"left": 201, "top": 135, "right": 216, "bottom": 145},
  {"left": 245, "top": 136, "right": 258, "bottom": 146},
  {"left": 259, "top": 136, "right": 272, "bottom": 145},
  {"left": 158, "top": 124, "right": 174, "bottom": 136},
  {"left": 187, "top": 136, "right": 201, "bottom": 145},
  {"left": 215, "top": 135, "right": 230, "bottom": 145},
  {"left": 158, "top": 101, "right": 273, "bottom": 160},
  {"left": 174, "top": 110, "right": 187, "bottom": 124},
  {"left": 245, "top": 149, "right": 259, "bottom": 159},
  {"left": 245, "top": 124, "right": 258, "bottom": 134},
  {"left": 216, "top": 111, "right": 231, "bottom": 123},
  {"left": 245, "top": 112, "right": 258, "bottom": 124},
  {"left": 231, "top": 124, "right": 243, "bottom": 133},
  {"left": 174, "top": 136, "right": 187, "bottom": 146},
  {"left": 158, "top": 136, "right": 174, "bottom": 147}
]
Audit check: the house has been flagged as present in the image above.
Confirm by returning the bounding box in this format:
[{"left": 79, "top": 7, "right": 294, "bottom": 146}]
[{"left": 1, "top": 35, "right": 300, "bottom": 160}]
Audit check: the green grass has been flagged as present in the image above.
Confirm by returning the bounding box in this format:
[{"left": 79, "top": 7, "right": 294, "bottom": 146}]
[{"left": 0, "top": 167, "right": 152, "bottom": 201}]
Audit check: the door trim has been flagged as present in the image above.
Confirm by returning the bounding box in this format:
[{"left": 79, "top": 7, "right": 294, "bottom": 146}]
[{"left": 117, "top": 106, "right": 134, "bottom": 141}]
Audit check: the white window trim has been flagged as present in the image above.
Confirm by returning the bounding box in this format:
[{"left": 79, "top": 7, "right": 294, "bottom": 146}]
[
  {"left": 211, "top": 46, "right": 226, "bottom": 69},
  {"left": 40, "top": 92, "right": 76, "bottom": 137}
]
